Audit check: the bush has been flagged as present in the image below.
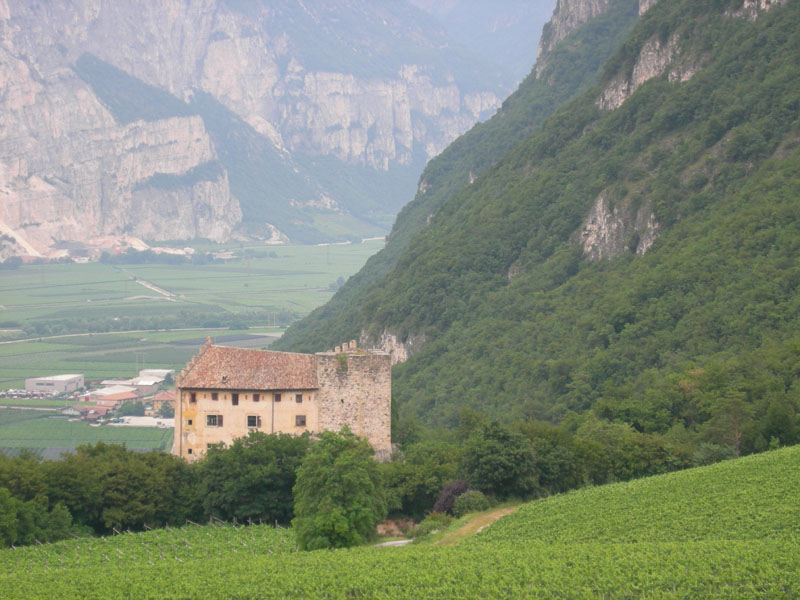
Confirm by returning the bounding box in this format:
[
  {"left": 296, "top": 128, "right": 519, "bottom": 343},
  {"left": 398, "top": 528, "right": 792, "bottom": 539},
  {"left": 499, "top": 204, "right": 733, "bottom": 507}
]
[
  {"left": 453, "top": 490, "right": 490, "bottom": 518},
  {"left": 433, "top": 480, "right": 468, "bottom": 515},
  {"left": 409, "top": 512, "right": 453, "bottom": 539}
]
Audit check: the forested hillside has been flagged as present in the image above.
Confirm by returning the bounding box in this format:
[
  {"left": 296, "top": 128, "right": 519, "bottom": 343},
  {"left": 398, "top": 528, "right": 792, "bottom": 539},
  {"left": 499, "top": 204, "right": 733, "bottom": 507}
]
[
  {"left": 276, "top": 0, "right": 641, "bottom": 350},
  {"left": 278, "top": 0, "right": 800, "bottom": 454}
]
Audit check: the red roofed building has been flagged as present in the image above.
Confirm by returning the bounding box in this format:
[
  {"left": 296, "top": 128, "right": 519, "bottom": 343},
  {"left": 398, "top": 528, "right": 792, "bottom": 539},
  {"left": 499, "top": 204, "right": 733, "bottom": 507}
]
[
  {"left": 151, "top": 390, "right": 175, "bottom": 412},
  {"left": 174, "top": 338, "right": 391, "bottom": 461}
]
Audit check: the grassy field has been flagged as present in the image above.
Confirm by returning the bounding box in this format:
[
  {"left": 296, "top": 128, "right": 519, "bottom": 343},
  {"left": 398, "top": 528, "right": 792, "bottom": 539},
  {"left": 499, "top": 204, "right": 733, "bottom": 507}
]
[
  {"left": 0, "top": 240, "right": 382, "bottom": 331},
  {"left": 0, "top": 328, "right": 281, "bottom": 389},
  {"left": 0, "top": 238, "right": 383, "bottom": 390},
  {"left": 0, "top": 408, "right": 173, "bottom": 455},
  {"left": 1, "top": 445, "right": 797, "bottom": 598}
]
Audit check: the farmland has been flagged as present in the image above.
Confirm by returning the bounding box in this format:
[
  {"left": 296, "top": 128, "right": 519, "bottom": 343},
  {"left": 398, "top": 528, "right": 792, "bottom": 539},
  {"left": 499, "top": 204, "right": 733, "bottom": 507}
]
[
  {"left": 0, "top": 408, "right": 173, "bottom": 456},
  {"left": 0, "top": 239, "right": 382, "bottom": 335},
  {"left": 0, "top": 240, "right": 383, "bottom": 389},
  {"left": 2, "top": 445, "right": 797, "bottom": 598}
]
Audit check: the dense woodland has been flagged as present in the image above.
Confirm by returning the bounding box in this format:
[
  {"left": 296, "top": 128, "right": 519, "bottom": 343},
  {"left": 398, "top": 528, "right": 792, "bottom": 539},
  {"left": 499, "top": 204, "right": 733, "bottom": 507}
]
[{"left": 276, "top": 0, "right": 800, "bottom": 458}]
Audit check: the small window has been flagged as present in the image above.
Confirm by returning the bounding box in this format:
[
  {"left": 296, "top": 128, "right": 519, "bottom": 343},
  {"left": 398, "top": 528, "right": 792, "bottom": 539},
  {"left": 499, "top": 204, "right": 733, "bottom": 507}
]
[
  {"left": 187, "top": 448, "right": 193, "bottom": 455},
  {"left": 207, "top": 414, "right": 223, "bottom": 427},
  {"left": 247, "top": 415, "right": 262, "bottom": 428},
  {"left": 275, "top": 393, "right": 282, "bottom": 402},
  {"left": 295, "top": 415, "right": 306, "bottom": 427},
  {"left": 253, "top": 393, "right": 260, "bottom": 402},
  {"left": 296, "top": 394, "right": 303, "bottom": 404},
  {"left": 190, "top": 392, "right": 196, "bottom": 403},
  {"left": 187, "top": 419, "right": 193, "bottom": 426},
  {"left": 212, "top": 392, "right": 219, "bottom": 401},
  {"left": 232, "top": 393, "right": 239, "bottom": 406}
]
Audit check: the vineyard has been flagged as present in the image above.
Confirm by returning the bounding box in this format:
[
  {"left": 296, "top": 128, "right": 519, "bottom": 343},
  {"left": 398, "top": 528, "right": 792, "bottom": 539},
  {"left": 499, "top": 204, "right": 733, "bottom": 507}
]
[{"left": 2, "top": 446, "right": 798, "bottom": 598}]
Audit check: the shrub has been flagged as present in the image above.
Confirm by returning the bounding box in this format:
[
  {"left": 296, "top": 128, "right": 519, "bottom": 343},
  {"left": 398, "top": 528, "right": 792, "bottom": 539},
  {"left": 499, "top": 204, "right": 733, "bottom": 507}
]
[
  {"left": 409, "top": 513, "right": 453, "bottom": 539},
  {"left": 453, "top": 490, "right": 490, "bottom": 518},
  {"left": 433, "top": 480, "right": 468, "bottom": 515}
]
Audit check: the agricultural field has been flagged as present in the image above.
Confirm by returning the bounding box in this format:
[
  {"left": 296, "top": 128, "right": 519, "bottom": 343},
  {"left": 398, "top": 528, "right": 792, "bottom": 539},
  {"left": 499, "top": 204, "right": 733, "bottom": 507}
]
[
  {"left": 0, "top": 239, "right": 382, "bottom": 337},
  {"left": 0, "top": 328, "right": 280, "bottom": 389},
  {"left": 0, "top": 238, "right": 383, "bottom": 389},
  {"left": 0, "top": 408, "right": 172, "bottom": 456},
  {"left": 2, "top": 445, "right": 797, "bottom": 598}
]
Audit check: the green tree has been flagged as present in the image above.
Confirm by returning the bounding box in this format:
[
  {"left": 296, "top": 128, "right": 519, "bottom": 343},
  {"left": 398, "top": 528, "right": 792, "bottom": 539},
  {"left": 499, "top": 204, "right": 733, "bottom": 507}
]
[
  {"left": 118, "top": 401, "right": 145, "bottom": 417},
  {"left": 197, "top": 431, "right": 309, "bottom": 525},
  {"left": 460, "top": 421, "right": 538, "bottom": 499},
  {"left": 292, "top": 428, "right": 386, "bottom": 550}
]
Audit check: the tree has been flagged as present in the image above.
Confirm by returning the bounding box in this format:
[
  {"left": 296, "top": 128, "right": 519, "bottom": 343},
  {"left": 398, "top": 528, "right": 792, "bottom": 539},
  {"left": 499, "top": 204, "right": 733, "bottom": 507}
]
[
  {"left": 459, "top": 421, "right": 538, "bottom": 499},
  {"left": 197, "top": 431, "right": 309, "bottom": 525},
  {"left": 118, "top": 401, "right": 145, "bottom": 417},
  {"left": 292, "top": 428, "right": 386, "bottom": 550}
]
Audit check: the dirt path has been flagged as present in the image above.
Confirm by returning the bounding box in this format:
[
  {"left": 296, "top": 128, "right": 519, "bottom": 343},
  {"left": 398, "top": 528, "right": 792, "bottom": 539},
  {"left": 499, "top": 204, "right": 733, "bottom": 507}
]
[{"left": 434, "top": 506, "right": 519, "bottom": 547}]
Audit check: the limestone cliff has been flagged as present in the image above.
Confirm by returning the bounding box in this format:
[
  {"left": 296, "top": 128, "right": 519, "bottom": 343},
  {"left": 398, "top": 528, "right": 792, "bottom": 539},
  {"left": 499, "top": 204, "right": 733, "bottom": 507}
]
[
  {"left": 0, "top": 0, "right": 508, "bottom": 256},
  {"left": 537, "top": 0, "right": 614, "bottom": 62},
  {"left": 598, "top": 0, "right": 786, "bottom": 111},
  {"left": 597, "top": 32, "right": 696, "bottom": 111},
  {"left": 359, "top": 328, "right": 427, "bottom": 366},
  {"left": 577, "top": 192, "right": 659, "bottom": 261}
]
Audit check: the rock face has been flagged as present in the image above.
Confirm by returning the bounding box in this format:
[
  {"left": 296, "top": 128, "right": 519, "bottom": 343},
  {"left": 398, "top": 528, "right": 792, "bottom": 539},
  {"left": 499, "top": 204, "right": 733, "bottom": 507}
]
[
  {"left": 537, "top": 0, "right": 613, "bottom": 61},
  {"left": 577, "top": 191, "right": 659, "bottom": 261},
  {"left": 597, "top": 32, "right": 685, "bottom": 110},
  {"left": 0, "top": 0, "right": 507, "bottom": 256},
  {"left": 360, "top": 328, "right": 427, "bottom": 366},
  {"left": 727, "top": 0, "right": 788, "bottom": 20}
]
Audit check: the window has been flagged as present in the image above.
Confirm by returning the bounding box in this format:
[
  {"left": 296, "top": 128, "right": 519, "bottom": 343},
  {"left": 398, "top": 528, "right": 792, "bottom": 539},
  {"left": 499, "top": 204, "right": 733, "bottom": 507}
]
[
  {"left": 295, "top": 415, "right": 306, "bottom": 427},
  {"left": 296, "top": 394, "right": 303, "bottom": 403},
  {"left": 207, "top": 414, "right": 223, "bottom": 427},
  {"left": 190, "top": 392, "right": 196, "bottom": 403},
  {"left": 232, "top": 393, "right": 239, "bottom": 406},
  {"left": 187, "top": 448, "right": 192, "bottom": 455},
  {"left": 187, "top": 419, "right": 193, "bottom": 426},
  {"left": 212, "top": 392, "right": 219, "bottom": 401},
  {"left": 247, "top": 415, "right": 262, "bottom": 428},
  {"left": 253, "top": 393, "right": 260, "bottom": 402},
  {"left": 274, "top": 393, "right": 282, "bottom": 402}
]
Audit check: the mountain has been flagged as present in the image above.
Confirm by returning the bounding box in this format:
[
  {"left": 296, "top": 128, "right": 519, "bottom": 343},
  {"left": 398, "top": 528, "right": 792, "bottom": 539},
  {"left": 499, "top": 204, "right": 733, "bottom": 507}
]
[
  {"left": 0, "top": 0, "right": 521, "bottom": 258},
  {"left": 407, "top": 0, "right": 555, "bottom": 85},
  {"left": 276, "top": 0, "right": 800, "bottom": 447},
  {"left": 276, "top": 0, "right": 641, "bottom": 353}
]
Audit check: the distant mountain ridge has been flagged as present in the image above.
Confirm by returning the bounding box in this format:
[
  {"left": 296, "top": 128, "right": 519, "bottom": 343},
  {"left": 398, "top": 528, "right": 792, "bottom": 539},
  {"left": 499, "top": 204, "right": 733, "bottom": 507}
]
[{"left": 0, "top": 0, "right": 540, "bottom": 258}]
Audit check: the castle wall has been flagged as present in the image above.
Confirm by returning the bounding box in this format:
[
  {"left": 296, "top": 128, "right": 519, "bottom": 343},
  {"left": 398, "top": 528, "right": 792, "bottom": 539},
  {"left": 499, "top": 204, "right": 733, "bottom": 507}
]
[
  {"left": 175, "top": 388, "right": 318, "bottom": 461},
  {"left": 315, "top": 349, "right": 392, "bottom": 460}
]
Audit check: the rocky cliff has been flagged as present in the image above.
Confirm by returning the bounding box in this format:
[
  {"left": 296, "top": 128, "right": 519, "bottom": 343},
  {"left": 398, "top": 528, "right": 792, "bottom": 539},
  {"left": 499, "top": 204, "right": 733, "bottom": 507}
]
[{"left": 0, "top": 0, "right": 509, "bottom": 257}]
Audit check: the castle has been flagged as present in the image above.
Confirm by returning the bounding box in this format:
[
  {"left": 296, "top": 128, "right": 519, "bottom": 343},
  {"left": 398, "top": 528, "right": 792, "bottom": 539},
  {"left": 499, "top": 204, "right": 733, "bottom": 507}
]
[{"left": 173, "top": 339, "right": 391, "bottom": 461}]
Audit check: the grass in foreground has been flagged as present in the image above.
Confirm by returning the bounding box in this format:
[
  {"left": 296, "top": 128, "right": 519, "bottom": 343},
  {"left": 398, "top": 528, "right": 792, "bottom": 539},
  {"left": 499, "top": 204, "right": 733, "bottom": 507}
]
[{"left": 1, "top": 446, "right": 798, "bottom": 598}]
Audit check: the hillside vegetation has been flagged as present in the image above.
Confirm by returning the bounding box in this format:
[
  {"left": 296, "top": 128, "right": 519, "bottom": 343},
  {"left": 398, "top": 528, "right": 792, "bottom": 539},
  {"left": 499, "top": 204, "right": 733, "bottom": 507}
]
[
  {"left": 274, "top": 0, "right": 640, "bottom": 350},
  {"left": 2, "top": 444, "right": 797, "bottom": 598},
  {"left": 277, "top": 0, "right": 800, "bottom": 455}
]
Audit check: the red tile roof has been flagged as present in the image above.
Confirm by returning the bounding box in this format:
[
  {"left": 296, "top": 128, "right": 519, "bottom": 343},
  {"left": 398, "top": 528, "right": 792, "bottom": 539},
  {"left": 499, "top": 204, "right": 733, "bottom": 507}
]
[
  {"left": 153, "top": 390, "right": 176, "bottom": 402},
  {"left": 179, "top": 343, "right": 317, "bottom": 391}
]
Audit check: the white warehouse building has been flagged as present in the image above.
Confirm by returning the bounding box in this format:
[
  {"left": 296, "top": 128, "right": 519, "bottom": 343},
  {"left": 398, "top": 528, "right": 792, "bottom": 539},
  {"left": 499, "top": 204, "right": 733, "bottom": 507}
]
[{"left": 25, "top": 374, "right": 84, "bottom": 394}]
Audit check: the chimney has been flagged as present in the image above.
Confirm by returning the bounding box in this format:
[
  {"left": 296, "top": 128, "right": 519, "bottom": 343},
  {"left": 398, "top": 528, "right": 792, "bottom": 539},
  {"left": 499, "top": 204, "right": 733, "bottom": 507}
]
[
  {"left": 349, "top": 340, "right": 356, "bottom": 350},
  {"left": 335, "top": 346, "right": 341, "bottom": 353}
]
